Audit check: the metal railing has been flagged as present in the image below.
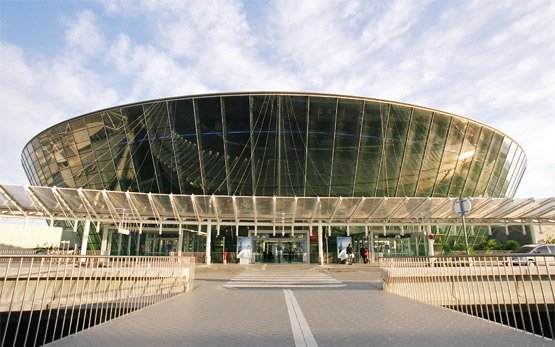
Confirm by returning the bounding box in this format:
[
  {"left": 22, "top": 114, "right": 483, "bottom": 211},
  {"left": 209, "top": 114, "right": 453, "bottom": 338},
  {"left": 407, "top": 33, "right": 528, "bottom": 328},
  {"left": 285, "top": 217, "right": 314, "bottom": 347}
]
[
  {"left": 0, "top": 255, "right": 195, "bottom": 347},
  {"left": 380, "top": 255, "right": 554, "bottom": 341}
]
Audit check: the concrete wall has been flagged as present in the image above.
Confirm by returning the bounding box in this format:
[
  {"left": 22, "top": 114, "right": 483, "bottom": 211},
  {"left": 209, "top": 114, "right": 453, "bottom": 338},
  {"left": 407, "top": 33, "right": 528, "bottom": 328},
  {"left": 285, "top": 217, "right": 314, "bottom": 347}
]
[
  {"left": 0, "top": 223, "right": 63, "bottom": 249},
  {"left": 533, "top": 224, "right": 555, "bottom": 244}
]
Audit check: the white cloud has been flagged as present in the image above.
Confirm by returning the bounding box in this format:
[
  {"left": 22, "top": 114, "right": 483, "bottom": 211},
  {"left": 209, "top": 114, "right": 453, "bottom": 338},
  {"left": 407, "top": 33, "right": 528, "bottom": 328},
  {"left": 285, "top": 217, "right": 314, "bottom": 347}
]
[
  {"left": 0, "top": 0, "right": 553, "bottom": 197},
  {"left": 63, "top": 10, "right": 106, "bottom": 58},
  {"left": 0, "top": 39, "right": 119, "bottom": 184}
]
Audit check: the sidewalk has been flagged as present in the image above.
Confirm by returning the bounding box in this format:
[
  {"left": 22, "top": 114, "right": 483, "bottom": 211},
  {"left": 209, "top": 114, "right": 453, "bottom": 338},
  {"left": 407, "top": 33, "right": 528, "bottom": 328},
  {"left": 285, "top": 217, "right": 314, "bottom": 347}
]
[{"left": 50, "top": 264, "right": 549, "bottom": 347}]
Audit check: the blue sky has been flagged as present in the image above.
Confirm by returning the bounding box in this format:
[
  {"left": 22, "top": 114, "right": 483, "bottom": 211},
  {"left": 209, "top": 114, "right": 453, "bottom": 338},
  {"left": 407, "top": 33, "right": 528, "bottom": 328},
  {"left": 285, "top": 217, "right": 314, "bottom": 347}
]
[{"left": 0, "top": 0, "right": 554, "bottom": 197}]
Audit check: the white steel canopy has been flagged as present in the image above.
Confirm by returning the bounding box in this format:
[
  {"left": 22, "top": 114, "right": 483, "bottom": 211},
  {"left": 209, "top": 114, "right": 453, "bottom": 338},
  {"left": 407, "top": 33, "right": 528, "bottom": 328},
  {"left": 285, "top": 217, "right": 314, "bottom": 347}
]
[{"left": 1, "top": 184, "right": 554, "bottom": 229}]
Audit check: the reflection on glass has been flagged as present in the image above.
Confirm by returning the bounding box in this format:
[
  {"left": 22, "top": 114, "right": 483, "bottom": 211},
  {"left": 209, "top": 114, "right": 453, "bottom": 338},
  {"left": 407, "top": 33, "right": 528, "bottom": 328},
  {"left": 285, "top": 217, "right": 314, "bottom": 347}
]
[{"left": 21, "top": 93, "right": 525, "bottom": 199}]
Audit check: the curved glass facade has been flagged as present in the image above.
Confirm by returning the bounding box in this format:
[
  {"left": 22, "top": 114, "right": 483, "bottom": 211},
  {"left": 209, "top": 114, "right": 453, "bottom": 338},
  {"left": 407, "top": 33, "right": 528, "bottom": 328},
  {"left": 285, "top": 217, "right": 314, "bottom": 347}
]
[{"left": 21, "top": 92, "right": 526, "bottom": 198}]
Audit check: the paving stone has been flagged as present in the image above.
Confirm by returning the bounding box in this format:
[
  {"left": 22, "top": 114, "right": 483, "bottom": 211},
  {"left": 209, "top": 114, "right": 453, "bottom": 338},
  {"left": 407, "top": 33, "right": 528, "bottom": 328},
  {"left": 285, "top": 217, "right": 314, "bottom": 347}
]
[{"left": 50, "top": 264, "right": 550, "bottom": 347}]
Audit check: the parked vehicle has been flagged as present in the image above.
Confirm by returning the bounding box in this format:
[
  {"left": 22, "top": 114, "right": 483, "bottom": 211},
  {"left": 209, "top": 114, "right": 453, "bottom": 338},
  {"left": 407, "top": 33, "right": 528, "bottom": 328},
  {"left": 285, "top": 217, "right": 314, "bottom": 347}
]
[{"left": 510, "top": 244, "right": 555, "bottom": 266}]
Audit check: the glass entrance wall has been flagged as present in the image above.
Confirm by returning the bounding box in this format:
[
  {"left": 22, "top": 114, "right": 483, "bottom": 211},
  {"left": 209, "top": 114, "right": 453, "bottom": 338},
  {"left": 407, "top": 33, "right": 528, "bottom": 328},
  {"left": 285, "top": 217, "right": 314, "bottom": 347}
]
[
  {"left": 23, "top": 93, "right": 526, "bottom": 199},
  {"left": 249, "top": 230, "right": 309, "bottom": 263}
]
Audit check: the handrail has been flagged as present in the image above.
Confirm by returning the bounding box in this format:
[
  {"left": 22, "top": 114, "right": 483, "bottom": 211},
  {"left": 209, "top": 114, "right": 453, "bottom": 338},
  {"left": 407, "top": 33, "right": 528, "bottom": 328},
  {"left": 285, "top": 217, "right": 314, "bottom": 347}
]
[
  {"left": 0, "top": 255, "right": 195, "bottom": 347},
  {"left": 380, "top": 254, "right": 554, "bottom": 341}
]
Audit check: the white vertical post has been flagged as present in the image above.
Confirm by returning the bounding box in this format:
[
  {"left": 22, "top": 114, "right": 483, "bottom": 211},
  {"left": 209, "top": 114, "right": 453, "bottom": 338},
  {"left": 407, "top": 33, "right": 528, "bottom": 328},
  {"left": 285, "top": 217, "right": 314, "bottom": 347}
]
[
  {"left": 117, "top": 233, "right": 123, "bottom": 255},
  {"left": 136, "top": 224, "right": 142, "bottom": 256},
  {"left": 107, "top": 230, "right": 113, "bottom": 255},
  {"left": 369, "top": 230, "right": 375, "bottom": 263},
  {"left": 178, "top": 225, "right": 183, "bottom": 257},
  {"left": 101, "top": 226, "right": 109, "bottom": 256},
  {"left": 206, "top": 220, "right": 212, "bottom": 265},
  {"left": 126, "top": 233, "right": 132, "bottom": 256},
  {"left": 530, "top": 224, "right": 538, "bottom": 244},
  {"left": 80, "top": 220, "right": 90, "bottom": 256},
  {"left": 318, "top": 220, "right": 324, "bottom": 265}
]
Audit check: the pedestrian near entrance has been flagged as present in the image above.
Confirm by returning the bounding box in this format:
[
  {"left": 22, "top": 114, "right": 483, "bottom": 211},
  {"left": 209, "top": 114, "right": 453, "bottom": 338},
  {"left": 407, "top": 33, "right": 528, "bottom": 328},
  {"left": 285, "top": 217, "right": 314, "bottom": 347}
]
[
  {"left": 346, "top": 243, "right": 354, "bottom": 265},
  {"left": 360, "top": 245, "right": 369, "bottom": 264}
]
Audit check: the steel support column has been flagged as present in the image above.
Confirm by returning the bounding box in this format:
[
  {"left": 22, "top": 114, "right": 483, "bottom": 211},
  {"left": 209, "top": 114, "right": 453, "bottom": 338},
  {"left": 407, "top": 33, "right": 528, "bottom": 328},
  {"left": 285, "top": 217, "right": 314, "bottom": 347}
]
[
  {"left": 318, "top": 220, "right": 324, "bottom": 265},
  {"left": 369, "top": 231, "right": 375, "bottom": 263},
  {"left": 101, "top": 226, "right": 109, "bottom": 256},
  {"left": 80, "top": 220, "right": 91, "bottom": 256},
  {"left": 206, "top": 220, "right": 212, "bottom": 264},
  {"left": 178, "top": 225, "right": 183, "bottom": 257}
]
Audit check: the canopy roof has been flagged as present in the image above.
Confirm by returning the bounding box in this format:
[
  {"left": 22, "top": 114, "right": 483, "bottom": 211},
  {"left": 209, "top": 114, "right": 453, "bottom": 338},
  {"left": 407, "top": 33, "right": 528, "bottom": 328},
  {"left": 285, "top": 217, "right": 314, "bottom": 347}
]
[{"left": 0, "top": 184, "right": 554, "bottom": 228}]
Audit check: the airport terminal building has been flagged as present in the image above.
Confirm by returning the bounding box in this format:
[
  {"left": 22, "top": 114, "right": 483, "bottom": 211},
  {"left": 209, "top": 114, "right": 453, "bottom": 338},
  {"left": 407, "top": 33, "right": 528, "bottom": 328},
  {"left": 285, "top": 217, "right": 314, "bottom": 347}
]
[{"left": 16, "top": 92, "right": 549, "bottom": 264}]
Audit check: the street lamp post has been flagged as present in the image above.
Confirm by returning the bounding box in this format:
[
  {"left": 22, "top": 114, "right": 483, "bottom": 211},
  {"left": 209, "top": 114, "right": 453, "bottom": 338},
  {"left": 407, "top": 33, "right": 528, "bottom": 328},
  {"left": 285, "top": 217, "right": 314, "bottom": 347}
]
[{"left": 454, "top": 197, "right": 472, "bottom": 255}]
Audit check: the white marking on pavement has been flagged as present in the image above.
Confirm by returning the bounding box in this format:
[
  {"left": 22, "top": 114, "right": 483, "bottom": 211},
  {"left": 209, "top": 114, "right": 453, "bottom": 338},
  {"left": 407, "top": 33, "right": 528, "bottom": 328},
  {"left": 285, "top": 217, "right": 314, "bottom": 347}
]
[
  {"left": 223, "top": 271, "right": 344, "bottom": 288},
  {"left": 284, "top": 289, "right": 318, "bottom": 347}
]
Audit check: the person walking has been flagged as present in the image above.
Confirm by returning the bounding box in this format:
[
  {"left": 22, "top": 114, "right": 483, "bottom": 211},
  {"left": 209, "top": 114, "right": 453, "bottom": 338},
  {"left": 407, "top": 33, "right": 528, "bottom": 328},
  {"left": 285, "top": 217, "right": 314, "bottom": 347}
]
[
  {"left": 346, "top": 243, "right": 354, "bottom": 265},
  {"left": 360, "top": 244, "right": 369, "bottom": 264}
]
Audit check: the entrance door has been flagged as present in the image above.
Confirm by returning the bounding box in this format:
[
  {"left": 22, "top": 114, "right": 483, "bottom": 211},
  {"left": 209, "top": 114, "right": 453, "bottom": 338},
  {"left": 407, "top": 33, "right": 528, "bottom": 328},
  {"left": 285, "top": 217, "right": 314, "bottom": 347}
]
[{"left": 250, "top": 232, "right": 309, "bottom": 264}]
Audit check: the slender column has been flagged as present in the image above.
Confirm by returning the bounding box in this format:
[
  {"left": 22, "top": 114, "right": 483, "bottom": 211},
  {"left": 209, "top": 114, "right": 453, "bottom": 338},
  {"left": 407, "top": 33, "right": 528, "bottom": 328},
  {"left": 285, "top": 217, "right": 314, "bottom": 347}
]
[
  {"left": 369, "top": 231, "right": 375, "bottom": 263},
  {"left": 178, "top": 225, "right": 183, "bottom": 257},
  {"left": 100, "top": 226, "right": 109, "bottom": 256},
  {"left": 117, "top": 233, "right": 123, "bottom": 255},
  {"left": 80, "top": 220, "right": 91, "bottom": 256},
  {"left": 136, "top": 224, "right": 142, "bottom": 255},
  {"left": 126, "top": 233, "right": 132, "bottom": 256},
  {"left": 107, "top": 231, "right": 113, "bottom": 255},
  {"left": 318, "top": 221, "right": 324, "bottom": 265},
  {"left": 206, "top": 220, "right": 212, "bottom": 264},
  {"left": 530, "top": 224, "right": 538, "bottom": 244}
]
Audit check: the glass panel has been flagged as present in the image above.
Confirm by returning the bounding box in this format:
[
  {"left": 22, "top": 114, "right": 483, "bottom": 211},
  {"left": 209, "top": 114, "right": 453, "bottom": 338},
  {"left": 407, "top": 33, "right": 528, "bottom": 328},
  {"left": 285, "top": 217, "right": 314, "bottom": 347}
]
[
  {"left": 127, "top": 193, "right": 153, "bottom": 216},
  {"left": 29, "top": 187, "right": 64, "bottom": 212},
  {"left": 370, "top": 198, "right": 405, "bottom": 218},
  {"left": 394, "top": 198, "right": 429, "bottom": 219},
  {"left": 521, "top": 198, "right": 555, "bottom": 218},
  {"left": 350, "top": 198, "right": 383, "bottom": 219},
  {"left": 275, "top": 198, "right": 295, "bottom": 217},
  {"left": 215, "top": 196, "right": 235, "bottom": 218},
  {"left": 330, "top": 99, "right": 363, "bottom": 196},
  {"left": 485, "top": 137, "right": 511, "bottom": 197},
  {"left": 448, "top": 122, "right": 480, "bottom": 197},
  {"left": 0, "top": 186, "right": 10, "bottom": 208},
  {"left": 195, "top": 97, "right": 227, "bottom": 194},
  {"left": 151, "top": 194, "right": 174, "bottom": 218},
  {"left": 81, "top": 189, "right": 111, "bottom": 214},
  {"left": 397, "top": 108, "right": 432, "bottom": 196},
  {"left": 235, "top": 197, "right": 255, "bottom": 218},
  {"left": 2, "top": 185, "right": 35, "bottom": 209},
  {"left": 354, "top": 102, "right": 386, "bottom": 196},
  {"left": 494, "top": 141, "right": 518, "bottom": 197},
  {"left": 194, "top": 196, "right": 213, "bottom": 218},
  {"left": 462, "top": 127, "right": 493, "bottom": 196},
  {"left": 56, "top": 188, "right": 88, "bottom": 213},
  {"left": 251, "top": 95, "right": 278, "bottom": 196},
  {"left": 295, "top": 198, "right": 317, "bottom": 219},
  {"left": 306, "top": 97, "right": 336, "bottom": 196},
  {"left": 433, "top": 199, "right": 457, "bottom": 217},
  {"left": 433, "top": 117, "right": 466, "bottom": 197},
  {"left": 472, "top": 131, "right": 503, "bottom": 197},
  {"left": 415, "top": 113, "right": 450, "bottom": 196},
  {"left": 142, "top": 102, "right": 175, "bottom": 194},
  {"left": 253, "top": 197, "right": 273, "bottom": 218},
  {"left": 318, "top": 198, "right": 339, "bottom": 217},
  {"left": 280, "top": 96, "right": 308, "bottom": 196},
  {"left": 222, "top": 95, "right": 251, "bottom": 195},
  {"left": 123, "top": 105, "right": 157, "bottom": 193},
  {"left": 172, "top": 195, "right": 196, "bottom": 219},
  {"left": 376, "top": 105, "right": 411, "bottom": 196},
  {"left": 505, "top": 150, "right": 526, "bottom": 197},
  {"left": 331, "top": 198, "right": 359, "bottom": 219}
]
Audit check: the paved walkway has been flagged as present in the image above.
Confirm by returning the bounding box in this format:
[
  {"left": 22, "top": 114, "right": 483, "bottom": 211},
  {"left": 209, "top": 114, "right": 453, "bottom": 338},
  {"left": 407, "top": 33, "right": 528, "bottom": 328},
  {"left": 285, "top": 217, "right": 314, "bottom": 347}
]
[{"left": 51, "top": 264, "right": 551, "bottom": 347}]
